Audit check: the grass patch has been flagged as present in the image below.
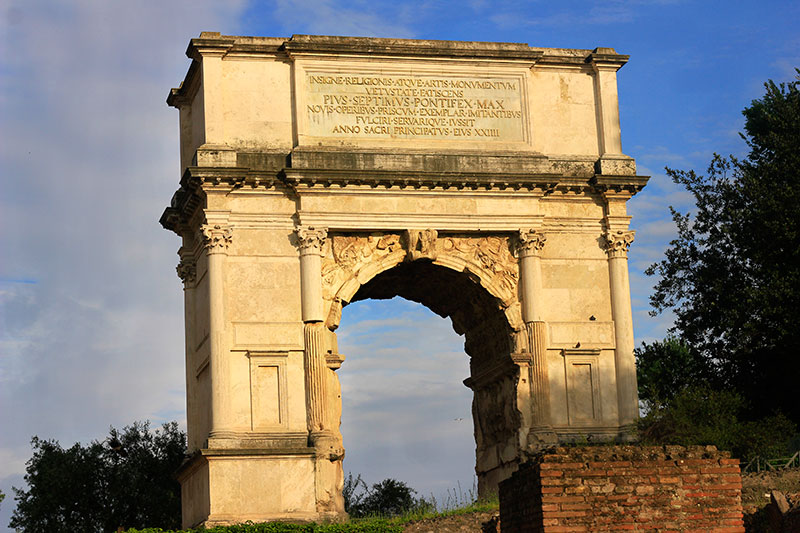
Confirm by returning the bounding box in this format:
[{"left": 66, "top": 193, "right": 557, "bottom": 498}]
[
  {"left": 390, "top": 493, "right": 499, "bottom": 524},
  {"left": 123, "top": 521, "right": 404, "bottom": 532},
  {"left": 121, "top": 491, "right": 499, "bottom": 533}
]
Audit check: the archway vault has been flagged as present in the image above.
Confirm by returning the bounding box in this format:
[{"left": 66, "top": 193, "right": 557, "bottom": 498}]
[{"left": 319, "top": 231, "right": 529, "bottom": 496}]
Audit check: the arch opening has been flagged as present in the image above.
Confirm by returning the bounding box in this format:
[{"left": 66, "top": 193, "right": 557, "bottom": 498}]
[
  {"left": 338, "top": 260, "right": 525, "bottom": 496},
  {"left": 337, "top": 297, "right": 475, "bottom": 505}
]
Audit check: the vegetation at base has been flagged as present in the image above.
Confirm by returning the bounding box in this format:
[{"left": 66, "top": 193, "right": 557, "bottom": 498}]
[
  {"left": 119, "top": 488, "right": 499, "bottom": 533},
  {"left": 342, "top": 473, "right": 496, "bottom": 522},
  {"left": 343, "top": 475, "right": 428, "bottom": 518},
  {"left": 637, "top": 70, "right": 800, "bottom": 458},
  {"left": 122, "top": 521, "right": 404, "bottom": 533},
  {"left": 10, "top": 421, "right": 185, "bottom": 533}
]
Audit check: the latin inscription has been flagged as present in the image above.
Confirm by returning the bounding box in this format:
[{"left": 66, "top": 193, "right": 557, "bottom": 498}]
[{"left": 304, "top": 72, "right": 526, "bottom": 142}]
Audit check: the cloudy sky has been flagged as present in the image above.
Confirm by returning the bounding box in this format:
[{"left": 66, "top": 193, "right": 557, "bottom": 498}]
[{"left": 1, "top": 0, "right": 797, "bottom": 528}]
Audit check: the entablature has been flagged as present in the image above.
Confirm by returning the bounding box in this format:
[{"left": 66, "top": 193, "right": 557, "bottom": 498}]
[{"left": 159, "top": 158, "right": 649, "bottom": 236}]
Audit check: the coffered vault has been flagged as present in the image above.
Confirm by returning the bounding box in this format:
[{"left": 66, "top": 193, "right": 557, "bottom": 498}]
[{"left": 161, "top": 33, "right": 648, "bottom": 528}]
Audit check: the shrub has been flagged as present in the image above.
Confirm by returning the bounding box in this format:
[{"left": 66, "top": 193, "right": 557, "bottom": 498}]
[{"left": 639, "top": 384, "right": 798, "bottom": 459}]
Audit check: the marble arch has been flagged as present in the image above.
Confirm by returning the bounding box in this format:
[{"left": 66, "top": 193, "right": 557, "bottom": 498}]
[{"left": 161, "top": 33, "right": 648, "bottom": 528}]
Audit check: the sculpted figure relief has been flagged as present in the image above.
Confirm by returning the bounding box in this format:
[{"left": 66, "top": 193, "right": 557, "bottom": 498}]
[
  {"left": 441, "top": 235, "right": 519, "bottom": 295},
  {"left": 321, "top": 233, "right": 403, "bottom": 298},
  {"left": 404, "top": 229, "right": 438, "bottom": 261}
]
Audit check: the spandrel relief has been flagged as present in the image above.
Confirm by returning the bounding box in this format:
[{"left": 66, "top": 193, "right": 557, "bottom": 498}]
[
  {"left": 320, "top": 233, "right": 403, "bottom": 300},
  {"left": 321, "top": 232, "right": 519, "bottom": 305},
  {"left": 440, "top": 235, "right": 519, "bottom": 295}
]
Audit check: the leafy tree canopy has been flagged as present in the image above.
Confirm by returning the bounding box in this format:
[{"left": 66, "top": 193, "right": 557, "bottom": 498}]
[
  {"left": 638, "top": 385, "right": 796, "bottom": 460},
  {"left": 342, "top": 475, "right": 427, "bottom": 518},
  {"left": 643, "top": 70, "right": 800, "bottom": 423},
  {"left": 635, "top": 336, "right": 714, "bottom": 410},
  {"left": 10, "top": 421, "right": 186, "bottom": 533}
]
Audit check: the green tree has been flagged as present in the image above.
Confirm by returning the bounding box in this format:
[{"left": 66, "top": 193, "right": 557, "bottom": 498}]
[
  {"left": 10, "top": 421, "right": 186, "bottom": 533},
  {"left": 345, "top": 477, "right": 426, "bottom": 518},
  {"left": 635, "top": 336, "right": 714, "bottom": 410},
  {"left": 644, "top": 70, "right": 800, "bottom": 423},
  {"left": 639, "top": 385, "right": 796, "bottom": 460}
]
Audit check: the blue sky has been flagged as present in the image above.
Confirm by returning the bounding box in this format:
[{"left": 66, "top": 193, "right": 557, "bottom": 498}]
[{"left": 1, "top": 0, "right": 798, "bottom": 529}]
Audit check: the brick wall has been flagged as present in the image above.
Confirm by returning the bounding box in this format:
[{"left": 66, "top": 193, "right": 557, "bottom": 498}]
[{"left": 499, "top": 445, "right": 744, "bottom": 532}]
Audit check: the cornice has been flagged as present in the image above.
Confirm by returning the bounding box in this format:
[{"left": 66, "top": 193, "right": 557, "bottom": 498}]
[
  {"left": 179, "top": 166, "right": 279, "bottom": 190},
  {"left": 282, "top": 35, "right": 544, "bottom": 62},
  {"left": 586, "top": 47, "right": 629, "bottom": 69},
  {"left": 159, "top": 164, "right": 649, "bottom": 235},
  {"left": 186, "top": 34, "right": 237, "bottom": 60},
  {"left": 171, "top": 33, "right": 626, "bottom": 68},
  {"left": 589, "top": 175, "right": 649, "bottom": 196},
  {"left": 159, "top": 166, "right": 283, "bottom": 235},
  {"left": 282, "top": 168, "right": 561, "bottom": 192},
  {"left": 160, "top": 183, "right": 204, "bottom": 236},
  {"left": 167, "top": 34, "right": 630, "bottom": 104},
  {"left": 167, "top": 60, "right": 200, "bottom": 108},
  {"left": 463, "top": 355, "right": 520, "bottom": 390}
]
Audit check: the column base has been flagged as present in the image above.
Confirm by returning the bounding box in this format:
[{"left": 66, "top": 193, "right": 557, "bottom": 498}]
[
  {"left": 550, "top": 424, "right": 640, "bottom": 444},
  {"left": 527, "top": 427, "right": 558, "bottom": 450}
]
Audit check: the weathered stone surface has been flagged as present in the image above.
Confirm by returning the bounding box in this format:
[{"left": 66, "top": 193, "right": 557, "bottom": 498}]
[{"left": 161, "top": 33, "right": 647, "bottom": 528}]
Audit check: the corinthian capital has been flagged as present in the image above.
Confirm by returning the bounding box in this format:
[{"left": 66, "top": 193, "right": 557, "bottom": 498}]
[
  {"left": 296, "top": 226, "right": 327, "bottom": 254},
  {"left": 604, "top": 230, "right": 635, "bottom": 257},
  {"left": 176, "top": 259, "right": 196, "bottom": 284},
  {"left": 200, "top": 224, "right": 233, "bottom": 253},
  {"left": 517, "top": 229, "right": 546, "bottom": 257}
]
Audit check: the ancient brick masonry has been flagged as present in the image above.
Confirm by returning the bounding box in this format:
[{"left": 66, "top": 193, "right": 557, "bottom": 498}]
[{"left": 499, "top": 445, "right": 745, "bottom": 532}]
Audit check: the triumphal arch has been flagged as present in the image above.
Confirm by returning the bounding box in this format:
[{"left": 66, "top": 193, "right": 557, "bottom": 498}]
[{"left": 161, "top": 33, "right": 648, "bottom": 528}]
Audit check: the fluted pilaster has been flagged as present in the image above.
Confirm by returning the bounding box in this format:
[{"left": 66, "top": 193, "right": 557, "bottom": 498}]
[
  {"left": 304, "top": 322, "right": 328, "bottom": 435},
  {"left": 199, "top": 223, "right": 233, "bottom": 439},
  {"left": 296, "top": 226, "right": 327, "bottom": 323},
  {"left": 516, "top": 229, "right": 554, "bottom": 443},
  {"left": 604, "top": 229, "right": 638, "bottom": 428}
]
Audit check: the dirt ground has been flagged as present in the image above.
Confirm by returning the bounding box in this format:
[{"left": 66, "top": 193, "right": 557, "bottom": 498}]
[{"left": 742, "top": 468, "right": 800, "bottom": 531}]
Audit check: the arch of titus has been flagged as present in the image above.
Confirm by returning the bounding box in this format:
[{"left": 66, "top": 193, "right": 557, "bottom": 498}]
[{"left": 161, "top": 33, "right": 648, "bottom": 528}]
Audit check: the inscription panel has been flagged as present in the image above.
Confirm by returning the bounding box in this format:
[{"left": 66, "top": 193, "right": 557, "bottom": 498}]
[{"left": 302, "top": 69, "right": 528, "bottom": 143}]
